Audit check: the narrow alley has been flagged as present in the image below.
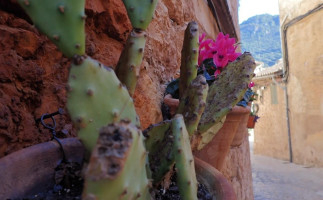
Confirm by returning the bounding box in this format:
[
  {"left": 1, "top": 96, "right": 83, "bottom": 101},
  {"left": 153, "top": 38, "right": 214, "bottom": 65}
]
[{"left": 250, "top": 134, "right": 323, "bottom": 200}]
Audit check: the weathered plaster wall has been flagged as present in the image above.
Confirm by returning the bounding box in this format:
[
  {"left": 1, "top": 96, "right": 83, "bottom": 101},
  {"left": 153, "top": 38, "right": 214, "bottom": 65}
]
[
  {"left": 254, "top": 0, "right": 323, "bottom": 166},
  {"left": 253, "top": 81, "right": 289, "bottom": 160},
  {"left": 285, "top": 9, "right": 323, "bottom": 166}
]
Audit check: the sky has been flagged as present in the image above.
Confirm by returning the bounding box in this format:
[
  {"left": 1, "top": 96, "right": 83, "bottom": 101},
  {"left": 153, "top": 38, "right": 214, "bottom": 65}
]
[{"left": 239, "top": 0, "right": 280, "bottom": 24}]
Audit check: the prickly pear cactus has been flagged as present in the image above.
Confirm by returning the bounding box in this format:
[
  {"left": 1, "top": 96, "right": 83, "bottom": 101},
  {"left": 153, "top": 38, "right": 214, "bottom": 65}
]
[
  {"left": 122, "top": 0, "right": 158, "bottom": 30},
  {"left": 172, "top": 115, "right": 198, "bottom": 200},
  {"left": 67, "top": 56, "right": 140, "bottom": 152},
  {"left": 144, "top": 120, "right": 174, "bottom": 184},
  {"left": 83, "top": 121, "right": 150, "bottom": 200},
  {"left": 197, "top": 52, "right": 256, "bottom": 136},
  {"left": 17, "top": 0, "right": 86, "bottom": 58},
  {"left": 177, "top": 75, "right": 208, "bottom": 137},
  {"left": 179, "top": 21, "right": 199, "bottom": 98},
  {"left": 115, "top": 30, "right": 146, "bottom": 96}
]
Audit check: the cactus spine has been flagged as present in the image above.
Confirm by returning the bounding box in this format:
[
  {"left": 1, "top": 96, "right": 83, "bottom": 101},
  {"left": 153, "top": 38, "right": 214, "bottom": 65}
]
[
  {"left": 179, "top": 21, "right": 199, "bottom": 98},
  {"left": 17, "top": 0, "right": 86, "bottom": 58},
  {"left": 83, "top": 121, "right": 150, "bottom": 200}
]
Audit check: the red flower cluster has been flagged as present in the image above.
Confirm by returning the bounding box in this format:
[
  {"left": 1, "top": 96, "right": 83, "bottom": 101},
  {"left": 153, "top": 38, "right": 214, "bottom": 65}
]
[{"left": 199, "top": 32, "right": 241, "bottom": 76}]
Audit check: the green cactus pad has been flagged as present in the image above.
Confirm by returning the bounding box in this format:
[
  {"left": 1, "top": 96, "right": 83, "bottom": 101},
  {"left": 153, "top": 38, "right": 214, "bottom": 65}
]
[
  {"left": 67, "top": 57, "right": 140, "bottom": 152},
  {"left": 115, "top": 30, "right": 146, "bottom": 96},
  {"left": 17, "top": 0, "right": 86, "bottom": 58},
  {"left": 197, "top": 52, "right": 256, "bottom": 135},
  {"left": 122, "top": 0, "right": 158, "bottom": 30},
  {"left": 143, "top": 120, "right": 174, "bottom": 184},
  {"left": 172, "top": 114, "right": 198, "bottom": 200},
  {"left": 83, "top": 121, "right": 150, "bottom": 200},
  {"left": 177, "top": 75, "right": 208, "bottom": 137},
  {"left": 179, "top": 21, "right": 199, "bottom": 98}
]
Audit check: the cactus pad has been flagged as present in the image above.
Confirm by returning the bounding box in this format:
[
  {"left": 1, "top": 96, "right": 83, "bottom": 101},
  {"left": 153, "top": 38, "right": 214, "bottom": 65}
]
[
  {"left": 17, "top": 0, "right": 86, "bottom": 58},
  {"left": 122, "top": 0, "right": 158, "bottom": 30},
  {"left": 179, "top": 21, "right": 199, "bottom": 98},
  {"left": 172, "top": 115, "right": 198, "bottom": 200},
  {"left": 177, "top": 75, "right": 208, "bottom": 137},
  {"left": 67, "top": 56, "right": 139, "bottom": 152},
  {"left": 115, "top": 30, "right": 146, "bottom": 96},
  {"left": 83, "top": 121, "right": 150, "bottom": 200},
  {"left": 143, "top": 120, "right": 174, "bottom": 184},
  {"left": 197, "top": 52, "right": 256, "bottom": 135}
]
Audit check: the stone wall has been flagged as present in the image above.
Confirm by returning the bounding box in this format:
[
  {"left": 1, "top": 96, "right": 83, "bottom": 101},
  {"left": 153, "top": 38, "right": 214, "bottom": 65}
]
[
  {"left": 0, "top": 0, "right": 219, "bottom": 156},
  {"left": 222, "top": 136, "right": 254, "bottom": 200}
]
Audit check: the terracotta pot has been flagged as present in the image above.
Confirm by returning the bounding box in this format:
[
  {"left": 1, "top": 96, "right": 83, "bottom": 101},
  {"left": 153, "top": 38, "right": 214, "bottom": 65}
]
[
  {"left": 194, "top": 106, "right": 250, "bottom": 171},
  {"left": 247, "top": 115, "right": 256, "bottom": 128},
  {"left": 231, "top": 106, "right": 250, "bottom": 147},
  {"left": 0, "top": 138, "right": 235, "bottom": 200},
  {"left": 0, "top": 138, "right": 84, "bottom": 199},
  {"left": 195, "top": 157, "right": 237, "bottom": 200}
]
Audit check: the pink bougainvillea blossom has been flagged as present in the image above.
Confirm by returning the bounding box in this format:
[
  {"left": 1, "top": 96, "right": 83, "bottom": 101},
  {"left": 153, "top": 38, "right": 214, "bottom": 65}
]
[{"left": 198, "top": 32, "right": 241, "bottom": 68}]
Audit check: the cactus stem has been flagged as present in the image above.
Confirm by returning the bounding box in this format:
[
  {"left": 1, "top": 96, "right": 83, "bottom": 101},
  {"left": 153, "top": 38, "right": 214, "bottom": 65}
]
[
  {"left": 75, "top": 43, "right": 81, "bottom": 49},
  {"left": 138, "top": 48, "right": 143, "bottom": 53},
  {"left": 130, "top": 7, "right": 134, "bottom": 11},
  {"left": 188, "top": 181, "right": 191, "bottom": 185}
]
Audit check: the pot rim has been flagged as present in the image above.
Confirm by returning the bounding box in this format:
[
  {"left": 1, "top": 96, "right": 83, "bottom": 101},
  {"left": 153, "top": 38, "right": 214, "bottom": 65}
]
[{"left": 195, "top": 157, "right": 236, "bottom": 200}]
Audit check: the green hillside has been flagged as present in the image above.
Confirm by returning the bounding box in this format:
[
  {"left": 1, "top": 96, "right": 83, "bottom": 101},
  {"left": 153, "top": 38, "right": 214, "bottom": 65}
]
[{"left": 239, "top": 14, "right": 282, "bottom": 67}]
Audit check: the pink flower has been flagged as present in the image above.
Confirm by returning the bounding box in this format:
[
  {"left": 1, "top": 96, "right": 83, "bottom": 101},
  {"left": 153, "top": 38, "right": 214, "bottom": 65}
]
[
  {"left": 212, "top": 33, "right": 241, "bottom": 67},
  {"left": 248, "top": 82, "right": 255, "bottom": 88},
  {"left": 198, "top": 32, "right": 241, "bottom": 69}
]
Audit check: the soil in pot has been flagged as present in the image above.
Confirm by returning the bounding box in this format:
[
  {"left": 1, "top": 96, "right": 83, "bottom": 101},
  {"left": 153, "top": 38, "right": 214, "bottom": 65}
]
[
  {"left": 153, "top": 172, "right": 214, "bottom": 200},
  {"left": 24, "top": 161, "right": 84, "bottom": 200},
  {"left": 20, "top": 164, "right": 213, "bottom": 200}
]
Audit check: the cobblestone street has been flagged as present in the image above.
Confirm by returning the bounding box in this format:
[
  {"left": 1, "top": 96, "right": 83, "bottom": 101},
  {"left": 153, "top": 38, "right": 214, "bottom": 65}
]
[{"left": 250, "top": 137, "right": 323, "bottom": 200}]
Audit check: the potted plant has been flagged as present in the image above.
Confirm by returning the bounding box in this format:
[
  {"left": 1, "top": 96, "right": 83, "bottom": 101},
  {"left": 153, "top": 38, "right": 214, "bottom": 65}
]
[
  {"left": 0, "top": 0, "right": 256, "bottom": 199},
  {"left": 236, "top": 84, "right": 260, "bottom": 129}
]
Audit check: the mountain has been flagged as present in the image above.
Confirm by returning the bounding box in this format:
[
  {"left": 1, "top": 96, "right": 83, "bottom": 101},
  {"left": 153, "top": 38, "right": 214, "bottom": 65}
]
[{"left": 239, "top": 14, "right": 282, "bottom": 67}]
